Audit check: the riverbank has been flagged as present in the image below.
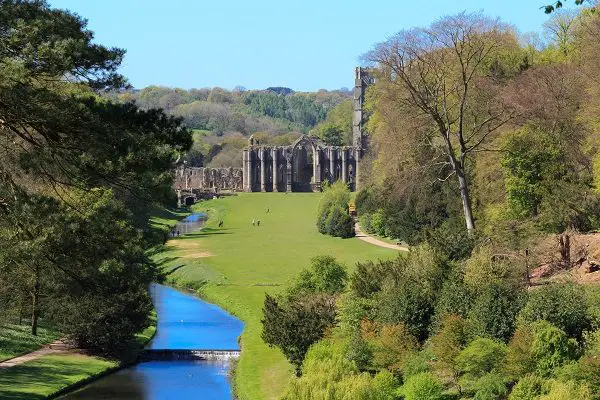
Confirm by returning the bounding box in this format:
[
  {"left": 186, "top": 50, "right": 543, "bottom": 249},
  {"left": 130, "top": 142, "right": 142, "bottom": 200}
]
[
  {"left": 0, "top": 313, "right": 157, "bottom": 399},
  {"left": 156, "top": 193, "right": 398, "bottom": 399}
]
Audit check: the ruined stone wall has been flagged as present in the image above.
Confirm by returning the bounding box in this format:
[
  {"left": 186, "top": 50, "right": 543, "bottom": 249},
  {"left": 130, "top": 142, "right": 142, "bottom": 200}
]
[{"left": 174, "top": 166, "right": 243, "bottom": 191}]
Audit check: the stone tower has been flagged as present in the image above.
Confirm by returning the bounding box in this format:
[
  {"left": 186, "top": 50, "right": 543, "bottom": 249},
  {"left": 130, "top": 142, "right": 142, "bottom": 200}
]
[{"left": 352, "top": 67, "right": 371, "bottom": 191}]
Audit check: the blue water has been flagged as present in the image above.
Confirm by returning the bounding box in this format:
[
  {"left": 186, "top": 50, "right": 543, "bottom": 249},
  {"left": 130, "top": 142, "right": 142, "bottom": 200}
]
[
  {"left": 174, "top": 213, "right": 208, "bottom": 235},
  {"left": 149, "top": 284, "right": 243, "bottom": 350},
  {"left": 60, "top": 284, "right": 244, "bottom": 399}
]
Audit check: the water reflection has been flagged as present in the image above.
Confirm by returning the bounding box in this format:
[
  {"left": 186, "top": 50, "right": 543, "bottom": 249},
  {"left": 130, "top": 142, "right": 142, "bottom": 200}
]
[
  {"left": 62, "top": 360, "right": 233, "bottom": 400},
  {"left": 60, "top": 285, "right": 244, "bottom": 399}
]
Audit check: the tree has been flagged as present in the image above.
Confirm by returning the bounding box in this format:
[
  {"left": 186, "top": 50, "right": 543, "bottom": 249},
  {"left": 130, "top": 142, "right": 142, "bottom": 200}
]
[
  {"left": 518, "top": 284, "right": 593, "bottom": 341},
  {"left": 401, "top": 372, "right": 444, "bottom": 400},
  {"left": 261, "top": 293, "right": 336, "bottom": 376},
  {"left": 542, "top": 1, "right": 587, "bottom": 14},
  {"left": 288, "top": 255, "right": 348, "bottom": 297},
  {"left": 469, "top": 281, "right": 526, "bottom": 342},
  {"left": 367, "top": 13, "right": 519, "bottom": 231},
  {"left": 0, "top": 0, "right": 190, "bottom": 346},
  {"left": 319, "top": 124, "right": 344, "bottom": 146}
]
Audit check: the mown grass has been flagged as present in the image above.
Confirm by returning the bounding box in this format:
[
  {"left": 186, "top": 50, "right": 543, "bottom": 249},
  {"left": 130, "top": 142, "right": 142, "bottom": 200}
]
[
  {"left": 0, "top": 311, "right": 157, "bottom": 399},
  {"left": 0, "top": 322, "right": 61, "bottom": 362},
  {"left": 0, "top": 354, "right": 117, "bottom": 400},
  {"left": 155, "top": 192, "right": 398, "bottom": 400}
]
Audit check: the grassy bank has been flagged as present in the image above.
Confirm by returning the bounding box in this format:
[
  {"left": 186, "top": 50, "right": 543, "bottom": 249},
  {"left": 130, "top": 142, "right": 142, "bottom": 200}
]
[
  {"left": 0, "top": 312, "right": 157, "bottom": 399},
  {"left": 156, "top": 192, "right": 398, "bottom": 400},
  {"left": 0, "top": 354, "right": 117, "bottom": 400},
  {"left": 0, "top": 322, "right": 61, "bottom": 362}
]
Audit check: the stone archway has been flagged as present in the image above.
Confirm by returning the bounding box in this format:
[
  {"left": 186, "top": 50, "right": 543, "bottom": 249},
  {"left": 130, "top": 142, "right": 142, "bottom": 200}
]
[{"left": 184, "top": 196, "right": 195, "bottom": 206}]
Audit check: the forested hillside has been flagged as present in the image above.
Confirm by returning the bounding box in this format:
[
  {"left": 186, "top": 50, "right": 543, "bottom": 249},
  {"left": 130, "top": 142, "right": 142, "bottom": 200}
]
[{"left": 107, "top": 86, "right": 353, "bottom": 167}]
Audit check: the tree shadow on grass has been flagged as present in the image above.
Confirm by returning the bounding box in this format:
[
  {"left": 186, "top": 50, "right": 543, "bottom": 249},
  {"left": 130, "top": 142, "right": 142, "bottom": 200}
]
[
  {"left": 178, "top": 229, "right": 234, "bottom": 239},
  {"left": 0, "top": 357, "right": 113, "bottom": 400}
]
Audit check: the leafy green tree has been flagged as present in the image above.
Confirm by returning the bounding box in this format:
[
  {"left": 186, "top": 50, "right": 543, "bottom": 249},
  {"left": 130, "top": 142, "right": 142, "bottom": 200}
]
[
  {"left": 504, "top": 325, "right": 537, "bottom": 380},
  {"left": 508, "top": 374, "right": 550, "bottom": 400},
  {"left": 324, "top": 206, "right": 355, "bottom": 238},
  {"left": 0, "top": 0, "right": 189, "bottom": 347},
  {"left": 319, "top": 123, "right": 343, "bottom": 146},
  {"left": 281, "top": 339, "right": 399, "bottom": 400},
  {"left": 530, "top": 321, "right": 579, "bottom": 377},
  {"left": 288, "top": 256, "right": 348, "bottom": 297},
  {"left": 261, "top": 293, "right": 336, "bottom": 376},
  {"left": 518, "top": 284, "right": 593, "bottom": 341},
  {"left": 350, "top": 260, "right": 392, "bottom": 298},
  {"left": 472, "top": 373, "right": 509, "bottom": 400},
  {"left": 469, "top": 282, "right": 526, "bottom": 342},
  {"left": 368, "top": 13, "right": 521, "bottom": 231},
  {"left": 401, "top": 372, "right": 444, "bottom": 400},
  {"left": 456, "top": 338, "right": 508, "bottom": 379}
]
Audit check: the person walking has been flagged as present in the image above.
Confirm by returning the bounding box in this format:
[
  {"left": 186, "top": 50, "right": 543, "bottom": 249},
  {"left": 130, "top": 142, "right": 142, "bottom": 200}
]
[
  {"left": 257, "top": 220, "right": 260, "bottom": 227},
  {"left": 252, "top": 219, "right": 255, "bottom": 226}
]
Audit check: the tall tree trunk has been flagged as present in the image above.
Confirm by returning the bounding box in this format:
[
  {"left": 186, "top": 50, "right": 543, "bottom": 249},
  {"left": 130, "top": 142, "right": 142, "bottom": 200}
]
[
  {"left": 31, "top": 267, "right": 40, "bottom": 336},
  {"left": 457, "top": 170, "right": 475, "bottom": 232}
]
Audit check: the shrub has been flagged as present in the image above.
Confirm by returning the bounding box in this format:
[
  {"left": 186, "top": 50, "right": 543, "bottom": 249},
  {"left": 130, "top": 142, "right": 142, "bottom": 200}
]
[
  {"left": 288, "top": 255, "right": 348, "bottom": 297},
  {"left": 456, "top": 338, "right": 508, "bottom": 379},
  {"left": 401, "top": 372, "right": 444, "bottom": 400},
  {"left": 371, "top": 209, "right": 386, "bottom": 236},
  {"left": 424, "top": 219, "right": 475, "bottom": 261},
  {"left": 504, "top": 324, "right": 536, "bottom": 380},
  {"left": 538, "top": 380, "right": 593, "bottom": 400},
  {"left": 518, "top": 284, "right": 593, "bottom": 341},
  {"left": 530, "top": 320, "right": 579, "bottom": 377},
  {"left": 325, "top": 206, "right": 355, "bottom": 238},
  {"left": 469, "top": 281, "right": 526, "bottom": 342},
  {"left": 508, "top": 374, "right": 549, "bottom": 400},
  {"left": 473, "top": 373, "right": 509, "bottom": 400},
  {"left": 359, "top": 213, "right": 373, "bottom": 233},
  {"left": 432, "top": 268, "right": 473, "bottom": 329},
  {"left": 350, "top": 260, "right": 392, "bottom": 298}
]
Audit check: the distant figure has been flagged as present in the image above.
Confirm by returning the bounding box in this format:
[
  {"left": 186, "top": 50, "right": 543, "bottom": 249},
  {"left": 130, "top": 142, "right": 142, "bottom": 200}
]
[
  {"left": 218, "top": 220, "right": 224, "bottom": 228},
  {"left": 252, "top": 219, "right": 255, "bottom": 226},
  {"left": 176, "top": 230, "right": 180, "bottom": 237},
  {"left": 266, "top": 208, "right": 270, "bottom": 213},
  {"left": 257, "top": 220, "right": 261, "bottom": 227}
]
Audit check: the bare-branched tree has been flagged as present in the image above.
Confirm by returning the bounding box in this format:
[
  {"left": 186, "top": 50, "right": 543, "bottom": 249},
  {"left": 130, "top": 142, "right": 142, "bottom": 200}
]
[{"left": 367, "top": 13, "right": 519, "bottom": 231}]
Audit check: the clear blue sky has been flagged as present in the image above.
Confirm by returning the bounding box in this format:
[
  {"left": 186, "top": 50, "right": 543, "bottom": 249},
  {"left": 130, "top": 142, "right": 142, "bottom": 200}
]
[{"left": 49, "top": 0, "right": 571, "bottom": 91}]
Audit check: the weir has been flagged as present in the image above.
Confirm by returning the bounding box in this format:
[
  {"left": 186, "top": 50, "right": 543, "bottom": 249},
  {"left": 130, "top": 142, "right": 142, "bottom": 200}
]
[{"left": 140, "top": 349, "right": 241, "bottom": 362}]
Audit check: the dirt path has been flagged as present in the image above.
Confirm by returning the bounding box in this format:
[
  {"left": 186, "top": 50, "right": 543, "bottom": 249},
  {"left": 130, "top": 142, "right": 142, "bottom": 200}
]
[
  {"left": 0, "top": 339, "right": 74, "bottom": 369},
  {"left": 354, "top": 223, "right": 409, "bottom": 251}
]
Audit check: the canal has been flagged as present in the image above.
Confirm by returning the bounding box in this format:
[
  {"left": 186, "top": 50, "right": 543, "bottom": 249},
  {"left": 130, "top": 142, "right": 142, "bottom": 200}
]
[{"left": 61, "top": 214, "right": 244, "bottom": 399}]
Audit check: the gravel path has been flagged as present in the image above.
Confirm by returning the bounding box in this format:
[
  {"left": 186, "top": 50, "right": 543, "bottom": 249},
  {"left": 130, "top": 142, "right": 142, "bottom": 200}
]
[
  {"left": 0, "top": 339, "right": 74, "bottom": 369},
  {"left": 354, "top": 223, "right": 409, "bottom": 251}
]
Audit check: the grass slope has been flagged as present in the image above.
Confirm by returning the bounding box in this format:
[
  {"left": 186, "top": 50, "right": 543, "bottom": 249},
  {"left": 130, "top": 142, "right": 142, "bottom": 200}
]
[
  {"left": 0, "top": 354, "right": 117, "bottom": 400},
  {"left": 0, "top": 323, "right": 61, "bottom": 362},
  {"left": 157, "top": 193, "right": 397, "bottom": 400},
  {"left": 0, "top": 314, "right": 156, "bottom": 399}
]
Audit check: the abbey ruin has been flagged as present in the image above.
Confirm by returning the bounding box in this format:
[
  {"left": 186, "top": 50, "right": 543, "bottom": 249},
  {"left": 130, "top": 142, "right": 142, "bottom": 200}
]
[{"left": 174, "top": 67, "right": 371, "bottom": 203}]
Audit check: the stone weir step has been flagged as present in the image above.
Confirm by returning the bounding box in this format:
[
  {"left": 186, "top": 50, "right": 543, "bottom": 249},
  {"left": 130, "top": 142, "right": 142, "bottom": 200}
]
[{"left": 140, "top": 349, "right": 241, "bottom": 362}]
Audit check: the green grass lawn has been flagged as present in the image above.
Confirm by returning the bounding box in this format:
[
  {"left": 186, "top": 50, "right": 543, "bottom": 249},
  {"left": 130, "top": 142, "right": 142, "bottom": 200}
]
[
  {"left": 0, "top": 354, "right": 117, "bottom": 400},
  {"left": 156, "top": 192, "right": 399, "bottom": 400},
  {"left": 0, "top": 322, "right": 61, "bottom": 362}
]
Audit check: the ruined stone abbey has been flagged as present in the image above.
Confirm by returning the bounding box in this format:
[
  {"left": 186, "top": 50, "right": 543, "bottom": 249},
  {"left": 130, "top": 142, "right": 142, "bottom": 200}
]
[{"left": 174, "top": 68, "right": 371, "bottom": 202}]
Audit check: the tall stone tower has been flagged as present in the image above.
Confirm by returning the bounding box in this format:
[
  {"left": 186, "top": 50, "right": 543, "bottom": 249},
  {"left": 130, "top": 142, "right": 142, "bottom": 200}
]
[{"left": 352, "top": 67, "right": 371, "bottom": 191}]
